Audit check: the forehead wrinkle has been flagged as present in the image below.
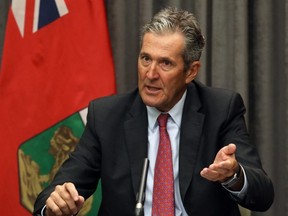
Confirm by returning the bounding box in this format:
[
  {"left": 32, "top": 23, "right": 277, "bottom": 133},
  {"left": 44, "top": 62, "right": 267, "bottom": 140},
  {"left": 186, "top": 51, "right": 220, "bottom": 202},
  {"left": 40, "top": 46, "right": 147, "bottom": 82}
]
[{"left": 141, "top": 33, "right": 184, "bottom": 61}]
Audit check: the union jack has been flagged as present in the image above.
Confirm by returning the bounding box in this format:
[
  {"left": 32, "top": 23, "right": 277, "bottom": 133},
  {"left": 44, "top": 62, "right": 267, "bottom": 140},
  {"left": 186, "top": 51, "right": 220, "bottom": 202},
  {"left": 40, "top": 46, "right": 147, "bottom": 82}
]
[{"left": 11, "top": 0, "right": 68, "bottom": 37}]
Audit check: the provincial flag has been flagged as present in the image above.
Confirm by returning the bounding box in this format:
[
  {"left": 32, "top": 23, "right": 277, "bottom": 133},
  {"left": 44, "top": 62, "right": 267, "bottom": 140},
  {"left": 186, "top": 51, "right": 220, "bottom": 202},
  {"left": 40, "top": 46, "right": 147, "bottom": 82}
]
[{"left": 0, "top": 0, "right": 116, "bottom": 215}]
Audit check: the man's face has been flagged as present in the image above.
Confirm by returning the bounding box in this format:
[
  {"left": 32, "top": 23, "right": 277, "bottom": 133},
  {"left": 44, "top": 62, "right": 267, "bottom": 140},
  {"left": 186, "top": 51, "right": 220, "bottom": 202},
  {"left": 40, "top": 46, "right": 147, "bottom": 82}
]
[{"left": 138, "top": 32, "right": 198, "bottom": 112}]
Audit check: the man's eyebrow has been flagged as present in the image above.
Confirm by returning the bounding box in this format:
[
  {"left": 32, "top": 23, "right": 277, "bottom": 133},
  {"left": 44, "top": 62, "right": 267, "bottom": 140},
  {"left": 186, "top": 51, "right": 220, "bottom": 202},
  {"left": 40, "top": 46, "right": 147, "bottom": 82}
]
[
  {"left": 139, "top": 52, "right": 174, "bottom": 62},
  {"left": 139, "top": 51, "right": 150, "bottom": 56},
  {"left": 159, "top": 57, "right": 172, "bottom": 61}
]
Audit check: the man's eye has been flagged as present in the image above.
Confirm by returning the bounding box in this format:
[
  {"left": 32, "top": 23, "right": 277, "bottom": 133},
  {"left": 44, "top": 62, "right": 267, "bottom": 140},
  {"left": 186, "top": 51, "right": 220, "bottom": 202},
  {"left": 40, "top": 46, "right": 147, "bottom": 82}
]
[
  {"left": 160, "top": 60, "right": 173, "bottom": 70},
  {"left": 141, "top": 56, "right": 151, "bottom": 66},
  {"left": 163, "top": 60, "right": 171, "bottom": 66}
]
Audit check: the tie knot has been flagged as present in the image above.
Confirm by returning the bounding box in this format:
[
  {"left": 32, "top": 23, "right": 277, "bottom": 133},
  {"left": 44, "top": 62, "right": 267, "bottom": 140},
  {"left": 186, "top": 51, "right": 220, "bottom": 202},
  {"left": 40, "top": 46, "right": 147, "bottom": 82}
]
[{"left": 157, "top": 113, "right": 169, "bottom": 127}]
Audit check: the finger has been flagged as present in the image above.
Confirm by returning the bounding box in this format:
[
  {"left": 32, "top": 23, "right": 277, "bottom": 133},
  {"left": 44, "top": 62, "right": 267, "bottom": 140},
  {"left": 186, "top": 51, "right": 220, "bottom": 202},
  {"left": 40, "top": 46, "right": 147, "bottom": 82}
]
[
  {"left": 219, "top": 156, "right": 239, "bottom": 173},
  {"left": 64, "top": 182, "right": 80, "bottom": 201},
  {"left": 57, "top": 183, "right": 79, "bottom": 214},
  {"left": 202, "top": 162, "right": 237, "bottom": 181},
  {"left": 47, "top": 191, "right": 71, "bottom": 215},
  {"left": 211, "top": 165, "right": 234, "bottom": 178},
  {"left": 76, "top": 196, "right": 85, "bottom": 210},
  {"left": 46, "top": 196, "right": 63, "bottom": 216},
  {"left": 200, "top": 167, "right": 221, "bottom": 181},
  {"left": 217, "top": 160, "right": 234, "bottom": 170},
  {"left": 64, "top": 183, "right": 85, "bottom": 214},
  {"left": 212, "top": 158, "right": 238, "bottom": 173},
  {"left": 53, "top": 184, "right": 78, "bottom": 215}
]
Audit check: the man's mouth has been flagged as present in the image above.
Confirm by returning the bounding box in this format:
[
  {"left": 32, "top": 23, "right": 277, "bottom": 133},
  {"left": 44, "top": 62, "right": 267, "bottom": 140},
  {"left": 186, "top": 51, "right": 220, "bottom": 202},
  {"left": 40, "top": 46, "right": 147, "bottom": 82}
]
[
  {"left": 145, "top": 85, "right": 161, "bottom": 94},
  {"left": 148, "top": 86, "right": 160, "bottom": 90}
]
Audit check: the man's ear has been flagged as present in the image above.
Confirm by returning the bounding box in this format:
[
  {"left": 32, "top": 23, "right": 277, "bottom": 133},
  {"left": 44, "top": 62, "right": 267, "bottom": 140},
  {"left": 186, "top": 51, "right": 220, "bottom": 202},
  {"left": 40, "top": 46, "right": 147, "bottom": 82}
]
[{"left": 185, "top": 61, "right": 201, "bottom": 84}]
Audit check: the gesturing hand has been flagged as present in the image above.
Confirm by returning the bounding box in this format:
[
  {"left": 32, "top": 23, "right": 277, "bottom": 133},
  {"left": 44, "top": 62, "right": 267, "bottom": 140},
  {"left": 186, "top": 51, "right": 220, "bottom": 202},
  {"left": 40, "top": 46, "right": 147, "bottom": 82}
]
[
  {"left": 200, "top": 143, "right": 239, "bottom": 183},
  {"left": 45, "top": 182, "right": 85, "bottom": 216}
]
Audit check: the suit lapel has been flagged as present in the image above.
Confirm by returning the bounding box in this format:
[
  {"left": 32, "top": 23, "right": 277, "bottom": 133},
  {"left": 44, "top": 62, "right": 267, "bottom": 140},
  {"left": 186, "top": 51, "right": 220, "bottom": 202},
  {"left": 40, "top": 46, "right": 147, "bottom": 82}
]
[
  {"left": 179, "top": 83, "right": 205, "bottom": 200},
  {"left": 124, "top": 94, "right": 148, "bottom": 196}
]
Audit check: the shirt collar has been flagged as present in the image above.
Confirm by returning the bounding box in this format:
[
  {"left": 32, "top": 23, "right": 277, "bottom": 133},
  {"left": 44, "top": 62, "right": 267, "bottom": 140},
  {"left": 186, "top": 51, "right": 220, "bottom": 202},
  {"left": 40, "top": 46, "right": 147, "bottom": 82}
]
[{"left": 146, "top": 90, "right": 187, "bottom": 131}]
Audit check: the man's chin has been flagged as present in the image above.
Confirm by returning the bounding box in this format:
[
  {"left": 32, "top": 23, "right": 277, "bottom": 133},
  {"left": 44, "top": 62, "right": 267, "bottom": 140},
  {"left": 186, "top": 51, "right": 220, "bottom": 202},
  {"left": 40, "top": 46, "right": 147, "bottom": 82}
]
[{"left": 142, "top": 98, "right": 159, "bottom": 108}]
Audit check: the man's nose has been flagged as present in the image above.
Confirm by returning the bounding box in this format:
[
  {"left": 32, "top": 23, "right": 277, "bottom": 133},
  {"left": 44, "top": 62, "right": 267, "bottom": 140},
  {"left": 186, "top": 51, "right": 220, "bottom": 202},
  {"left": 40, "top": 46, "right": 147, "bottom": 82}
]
[{"left": 146, "top": 62, "right": 159, "bottom": 79}]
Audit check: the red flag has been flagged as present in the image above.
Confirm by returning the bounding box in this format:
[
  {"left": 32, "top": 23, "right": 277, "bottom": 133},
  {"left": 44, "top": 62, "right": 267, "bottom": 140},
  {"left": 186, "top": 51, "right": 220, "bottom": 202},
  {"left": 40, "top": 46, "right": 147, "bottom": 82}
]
[{"left": 0, "top": 0, "right": 115, "bottom": 215}]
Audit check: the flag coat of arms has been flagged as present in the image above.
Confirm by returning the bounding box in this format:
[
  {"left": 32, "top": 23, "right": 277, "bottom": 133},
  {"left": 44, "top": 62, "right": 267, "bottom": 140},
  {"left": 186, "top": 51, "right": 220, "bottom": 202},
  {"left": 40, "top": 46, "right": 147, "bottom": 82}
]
[{"left": 0, "top": 0, "right": 116, "bottom": 215}]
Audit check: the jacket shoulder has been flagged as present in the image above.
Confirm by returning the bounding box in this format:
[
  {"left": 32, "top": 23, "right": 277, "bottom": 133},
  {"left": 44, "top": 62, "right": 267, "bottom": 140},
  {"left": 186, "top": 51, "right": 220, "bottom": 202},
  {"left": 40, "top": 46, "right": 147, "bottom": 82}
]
[
  {"left": 89, "top": 89, "right": 139, "bottom": 109},
  {"left": 190, "top": 80, "right": 245, "bottom": 114},
  {"left": 193, "top": 80, "right": 239, "bottom": 98}
]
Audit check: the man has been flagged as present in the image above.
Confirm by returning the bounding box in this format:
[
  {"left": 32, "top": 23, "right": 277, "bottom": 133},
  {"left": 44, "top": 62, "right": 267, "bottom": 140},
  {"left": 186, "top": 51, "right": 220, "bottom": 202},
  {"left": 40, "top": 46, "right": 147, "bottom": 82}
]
[{"left": 33, "top": 7, "right": 274, "bottom": 216}]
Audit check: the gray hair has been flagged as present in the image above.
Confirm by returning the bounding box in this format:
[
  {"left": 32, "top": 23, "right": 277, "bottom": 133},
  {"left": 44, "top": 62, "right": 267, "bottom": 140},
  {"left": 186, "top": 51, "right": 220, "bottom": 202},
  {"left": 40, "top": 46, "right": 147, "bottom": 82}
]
[{"left": 140, "top": 7, "right": 205, "bottom": 71}]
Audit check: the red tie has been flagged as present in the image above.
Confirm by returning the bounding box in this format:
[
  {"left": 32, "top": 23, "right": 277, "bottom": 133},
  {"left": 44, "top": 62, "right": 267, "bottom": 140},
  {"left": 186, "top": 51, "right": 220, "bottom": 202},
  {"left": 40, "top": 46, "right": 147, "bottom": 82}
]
[{"left": 152, "top": 113, "right": 175, "bottom": 216}]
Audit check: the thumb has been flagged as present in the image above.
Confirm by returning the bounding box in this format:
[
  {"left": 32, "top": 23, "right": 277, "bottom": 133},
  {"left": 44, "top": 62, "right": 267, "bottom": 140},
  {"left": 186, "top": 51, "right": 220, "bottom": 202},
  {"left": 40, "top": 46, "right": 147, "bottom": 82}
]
[{"left": 223, "top": 143, "right": 237, "bottom": 155}]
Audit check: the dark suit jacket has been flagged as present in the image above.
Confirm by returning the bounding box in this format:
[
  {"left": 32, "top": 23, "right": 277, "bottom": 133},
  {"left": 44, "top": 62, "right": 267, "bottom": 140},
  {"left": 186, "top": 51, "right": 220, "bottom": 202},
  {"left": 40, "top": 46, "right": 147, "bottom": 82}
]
[{"left": 33, "top": 81, "right": 274, "bottom": 216}]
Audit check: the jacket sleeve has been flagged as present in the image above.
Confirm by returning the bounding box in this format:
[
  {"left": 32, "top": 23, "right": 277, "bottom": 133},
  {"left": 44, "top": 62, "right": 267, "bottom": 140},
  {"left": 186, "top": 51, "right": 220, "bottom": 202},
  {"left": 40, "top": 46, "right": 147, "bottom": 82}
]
[
  {"left": 220, "top": 92, "right": 274, "bottom": 211},
  {"left": 33, "top": 101, "right": 101, "bottom": 215}
]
